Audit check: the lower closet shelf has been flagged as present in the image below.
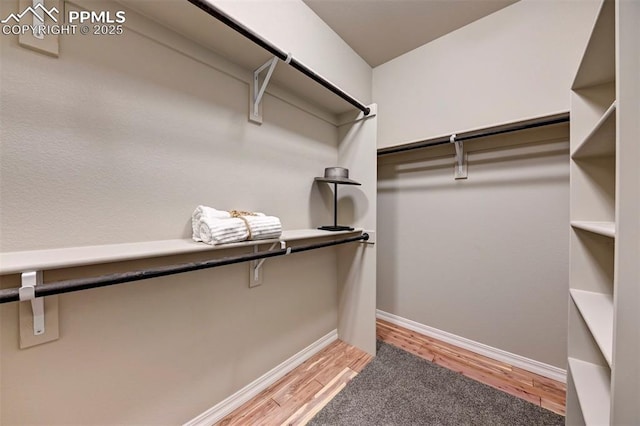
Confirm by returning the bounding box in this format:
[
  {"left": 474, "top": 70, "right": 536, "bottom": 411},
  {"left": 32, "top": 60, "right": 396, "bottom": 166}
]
[
  {"left": 0, "top": 229, "right": 364, "bottom": 275},
  {"left": 568, "top": 358, "right": 610, "bottom": 425},
  {"left": 569, "top": 289, "right": 614, "bottom": 366}
]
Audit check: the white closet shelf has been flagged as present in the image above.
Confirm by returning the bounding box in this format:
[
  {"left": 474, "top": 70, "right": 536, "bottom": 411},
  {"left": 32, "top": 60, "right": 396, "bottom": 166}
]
[
  {"left": 570, "top": 289, "right": 614, "bottom": 366},
  {"left": 568, "top": 357, "right": 611, "bottom": 425},
  {"left": 114, "top": 0, "right": 362, "bottom": 117},
  {"left": 570, "top": 221, "right": 616, "bottom": 238},
  {"left": 0, "top": 229, "right": 364, "bottom": 275},
  {"left": 572, "top": 101, "right": 616, "bottom": 159}
]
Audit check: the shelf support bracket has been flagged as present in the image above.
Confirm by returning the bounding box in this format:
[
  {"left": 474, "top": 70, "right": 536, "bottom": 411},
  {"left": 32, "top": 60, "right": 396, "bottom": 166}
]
[
  {"left": 249, "top": 56, "right": 280, "bottom": 124},
  {"left": 19, "top": 271, "right": 45, "bottom": 335},
  {"left": 451, "top": 134, "right": 468, "bottom": 180},
  {"left": 250, "top": 241, "right": 287, "bottom": 287}
]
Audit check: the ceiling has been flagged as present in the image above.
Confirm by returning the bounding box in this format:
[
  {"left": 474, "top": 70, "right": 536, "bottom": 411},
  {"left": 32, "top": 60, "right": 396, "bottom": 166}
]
[{"left": 303, "top": 0, "right": 519, "bottom": 67}]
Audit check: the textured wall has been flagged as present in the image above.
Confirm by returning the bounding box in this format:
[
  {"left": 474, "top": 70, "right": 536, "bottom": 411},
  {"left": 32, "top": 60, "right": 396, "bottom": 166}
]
[{"left": 377, "top": 125, "right": 570, "bottom": 368}]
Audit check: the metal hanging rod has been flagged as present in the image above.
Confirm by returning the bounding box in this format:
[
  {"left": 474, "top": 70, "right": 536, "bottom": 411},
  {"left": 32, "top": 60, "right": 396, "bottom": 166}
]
[
  {"left": 186, "top": 0, "right": 371, "bottom": 116},
  {"left": 377, "top": 112, "right": 570, "bottom": 156},
  {"left": 0, "top": 233, "right": 369, "bottom": 304}
]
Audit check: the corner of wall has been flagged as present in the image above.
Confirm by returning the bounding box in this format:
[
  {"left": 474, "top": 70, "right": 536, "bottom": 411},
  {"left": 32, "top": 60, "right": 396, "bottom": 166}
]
[{"left": 336, "top": 106, "right": 377, "bottom": 355}]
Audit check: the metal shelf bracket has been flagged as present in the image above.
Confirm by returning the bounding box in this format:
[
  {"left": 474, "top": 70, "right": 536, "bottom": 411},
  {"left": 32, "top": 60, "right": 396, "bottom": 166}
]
[
  {"left": 451, "top": 134, "right": 468, "bottom": 180},
  {"left": 19, "top": 271, "right": 45, "bottom": 335},
  {"left": 249, "top": 56, "right": 280, "bottom": 124},
  {"left": 250, "top": 241, "right": 287, "bottom": 287}
]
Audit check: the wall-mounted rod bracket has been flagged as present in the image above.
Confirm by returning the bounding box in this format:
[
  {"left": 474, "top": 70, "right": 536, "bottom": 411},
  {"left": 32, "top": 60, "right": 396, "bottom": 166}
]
[
  {"left": 451, "top": 134, "right": 468, "bottom": 180},
  {"left": 249, "top": 56, "right": 280, "bottom": 124},
  {"left": 19, "top": 271, "right": 45, "bottom": 335},
  {"left": 361, "top": 230, "right": 376, "bottom": 244},
  {"left": 250, "top": 241, "right": 287, "bottom": 287}
]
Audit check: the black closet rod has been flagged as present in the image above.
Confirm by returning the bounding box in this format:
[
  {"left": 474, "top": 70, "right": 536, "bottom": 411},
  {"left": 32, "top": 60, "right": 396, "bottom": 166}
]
[
  {"left": 0, "top": 233, "right": 369, "bottom": 304},
  {"left": 186, "top": 0, "right": 371, "bottom": 116},
  {"left": 377, "top": 112, "right": 570, "bottom": 156}
]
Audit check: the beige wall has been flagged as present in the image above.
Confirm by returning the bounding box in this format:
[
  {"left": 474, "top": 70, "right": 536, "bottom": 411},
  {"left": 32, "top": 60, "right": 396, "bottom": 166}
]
[
  {"left": 0, "top": 0, "right": 374, "bottom": 423},
  {"left": 377, "top": 125, "right": 570, "bottom": 368},
  {"left": 373, "top": 0, "right": 602, "bottom": 149}
]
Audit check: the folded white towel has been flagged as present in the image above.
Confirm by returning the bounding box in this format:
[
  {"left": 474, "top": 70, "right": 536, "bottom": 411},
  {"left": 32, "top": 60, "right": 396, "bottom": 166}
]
[
  {"left": 243, "top": 215, "right": 282, "bottom": 240},
  {"left": 192, "top": 206, "right": 231, "bottom": 241},
  {"left": 199, "top": 217, "right": 248, "bottom": 245},
  {"left": 192, "top": 206, "right": 282, "bottom": 245}
]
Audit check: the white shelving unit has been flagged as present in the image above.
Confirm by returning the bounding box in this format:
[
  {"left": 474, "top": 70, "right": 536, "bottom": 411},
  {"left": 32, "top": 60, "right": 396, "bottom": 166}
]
[{"left": 567, "top": 0, "right": 639, "bottom": 424}]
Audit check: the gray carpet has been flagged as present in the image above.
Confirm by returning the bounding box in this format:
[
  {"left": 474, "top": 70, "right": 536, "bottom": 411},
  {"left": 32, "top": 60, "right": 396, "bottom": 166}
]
[{"left": 309, "top": 341, "right": 564, "bottom": 426}]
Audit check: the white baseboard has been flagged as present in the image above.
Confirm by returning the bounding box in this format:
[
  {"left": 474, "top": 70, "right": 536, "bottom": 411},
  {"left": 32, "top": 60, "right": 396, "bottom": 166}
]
[
  {"left": 183, "top": 329, "right": 338, "bottom": 426},
  {"left": 376, "top": 310, "right": 566, "bottom": 383}
]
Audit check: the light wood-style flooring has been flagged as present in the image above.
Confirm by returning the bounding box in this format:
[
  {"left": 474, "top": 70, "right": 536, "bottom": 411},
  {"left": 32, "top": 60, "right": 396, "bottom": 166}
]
[
  {"left": 217, "top": 319, "right": 566, "bottom": 425},
  {"left": 217, "top": 340, "right": 372, "bottom": 425}
]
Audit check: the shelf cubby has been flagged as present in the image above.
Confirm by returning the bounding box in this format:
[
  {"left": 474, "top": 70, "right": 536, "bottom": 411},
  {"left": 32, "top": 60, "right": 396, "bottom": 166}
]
[
  {"left": 570, "top": 229, "right": 613, "bottom": 300},
  {"left": 569, "top": 289, "right": 614, "bottom": 366},
  {"left": 568, "top": 358, "right": 611, "bottom": 426},
  {"left": 571, "top": 0, "right": 615, "bottom": 90},
  {"left": 570, "top": 156, "right": 616, "bottom": 223},
  {"left": 570, "top": 83, "right": 615, "bottom": 153},
  {"left": 568, "top": 298, "right": 611, "bottom": 366},
  {"left": 572, "top": 101, "right": 616, "bottom": 159}
]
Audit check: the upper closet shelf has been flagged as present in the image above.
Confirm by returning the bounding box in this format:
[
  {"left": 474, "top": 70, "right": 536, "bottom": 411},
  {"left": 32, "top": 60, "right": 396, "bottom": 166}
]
[
  {"left": 571, "top": 221, "right": 616, "bottom": 238},
  {"left": 572, "top": 0, "right": 615, "bottom": 90},
  {"left": 568, "top": 357, "right": 611, "bottom": 426},
  {"left": 114, "top": 0, "right": 369, "bottom": 118},
  {"left": 0, "top": 229, "right": 363, "bottom": 275},
  {"left": 572, "top": 101, "right": 616, "bottom": 159}
]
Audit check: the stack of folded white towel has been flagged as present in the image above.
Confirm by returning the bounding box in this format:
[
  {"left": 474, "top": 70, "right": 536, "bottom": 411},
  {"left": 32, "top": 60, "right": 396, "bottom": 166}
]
[{"left": 192, "top": 205, "right": 282, "bottom": 245}]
